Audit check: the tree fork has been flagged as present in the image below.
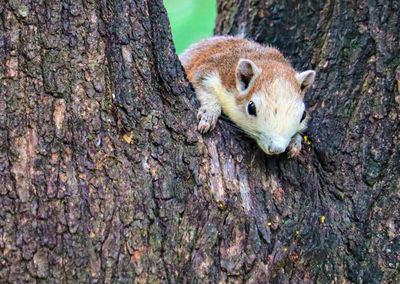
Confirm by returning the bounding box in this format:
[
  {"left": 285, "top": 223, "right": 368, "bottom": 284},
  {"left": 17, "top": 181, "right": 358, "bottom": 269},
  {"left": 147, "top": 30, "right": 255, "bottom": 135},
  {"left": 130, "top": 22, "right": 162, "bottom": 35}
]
[{"left": 0, "top": 0, "right": 399, "bottom": 283}]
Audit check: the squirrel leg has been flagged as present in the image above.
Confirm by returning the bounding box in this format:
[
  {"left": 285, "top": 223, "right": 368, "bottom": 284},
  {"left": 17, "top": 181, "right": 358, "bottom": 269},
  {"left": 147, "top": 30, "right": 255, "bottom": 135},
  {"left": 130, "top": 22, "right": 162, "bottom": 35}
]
[
  {"left": 196, "top": 89, "right": 222, "bottom": 134},
  {"left": 288, "top": 134, "right": 303, "bottom": 158}
]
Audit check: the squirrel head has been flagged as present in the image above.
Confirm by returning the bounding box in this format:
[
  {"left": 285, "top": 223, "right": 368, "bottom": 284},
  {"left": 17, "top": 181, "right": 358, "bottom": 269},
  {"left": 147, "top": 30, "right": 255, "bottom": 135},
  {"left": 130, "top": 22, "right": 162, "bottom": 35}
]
[{"left": 233, "top": 59, "right": 315, "bottom": 155}]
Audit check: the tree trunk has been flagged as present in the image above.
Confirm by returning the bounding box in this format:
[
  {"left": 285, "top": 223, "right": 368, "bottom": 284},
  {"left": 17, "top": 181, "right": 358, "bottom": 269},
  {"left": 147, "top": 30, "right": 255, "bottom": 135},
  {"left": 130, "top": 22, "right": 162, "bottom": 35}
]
[
  {"left": 215, "top": 0, "right": 400, "bottom": 283},
  {"left": 0, "top": 0, "right": 197, "bottom": 282},
  {"left": 0, "top": 0, "right": 398, "bottom": 283}
]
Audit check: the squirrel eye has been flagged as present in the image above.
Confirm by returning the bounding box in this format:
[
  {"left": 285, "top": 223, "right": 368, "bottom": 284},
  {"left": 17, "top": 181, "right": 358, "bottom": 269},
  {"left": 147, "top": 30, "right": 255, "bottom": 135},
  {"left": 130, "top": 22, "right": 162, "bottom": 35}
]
[
  {"left": 247, "top": 101, "right": 256, "bottom": 116},
  {"left": 300, "top": 111, "right": 307, "bottom": 122}
]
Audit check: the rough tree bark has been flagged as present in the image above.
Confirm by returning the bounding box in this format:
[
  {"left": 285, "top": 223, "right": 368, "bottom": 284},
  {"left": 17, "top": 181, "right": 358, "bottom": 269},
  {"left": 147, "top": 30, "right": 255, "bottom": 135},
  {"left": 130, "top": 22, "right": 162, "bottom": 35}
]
[
  {"left": 215, "top": 0, "right": 400, "bottom": 283},
  {"left": 0, "top": 0, "right": 398, "bottom": 284}
]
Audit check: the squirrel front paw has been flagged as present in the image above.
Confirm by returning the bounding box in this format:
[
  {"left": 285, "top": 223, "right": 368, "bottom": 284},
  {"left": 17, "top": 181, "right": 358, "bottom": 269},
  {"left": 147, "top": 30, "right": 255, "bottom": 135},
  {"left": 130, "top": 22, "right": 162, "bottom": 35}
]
[
  {"left": 288, "top": 134, "right": 303, "bottom": 158},
  {"left": 197, "top": 106, "right": 221, "bottom": 134}
]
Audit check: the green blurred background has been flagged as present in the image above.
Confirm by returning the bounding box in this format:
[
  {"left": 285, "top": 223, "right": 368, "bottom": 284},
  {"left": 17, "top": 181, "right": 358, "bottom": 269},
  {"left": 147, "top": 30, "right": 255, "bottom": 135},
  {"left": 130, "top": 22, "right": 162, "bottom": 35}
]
[{"left": 164, "top": 0, "right": 217, "bottom": 54}]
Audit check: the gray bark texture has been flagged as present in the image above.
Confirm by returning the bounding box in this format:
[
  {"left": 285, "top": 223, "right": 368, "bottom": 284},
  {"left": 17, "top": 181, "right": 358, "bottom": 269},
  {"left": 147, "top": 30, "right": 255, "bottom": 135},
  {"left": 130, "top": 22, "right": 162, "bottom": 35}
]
[{"left": 0, "top": 0, "right": 399, "bottom": 283}]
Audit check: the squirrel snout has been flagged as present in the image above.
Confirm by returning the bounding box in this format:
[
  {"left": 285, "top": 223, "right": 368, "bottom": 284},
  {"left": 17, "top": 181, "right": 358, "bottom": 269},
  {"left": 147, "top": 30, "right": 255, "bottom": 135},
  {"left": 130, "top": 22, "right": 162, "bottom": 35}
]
[
  {"left": 258, "top": 136, "right": 289, "bottom": 155},
  {"left": 267, "top": 136, "right": 290, "bottom": 155},
  {"left": 267, "top": 144, "right": 286, "bottom": 155}
]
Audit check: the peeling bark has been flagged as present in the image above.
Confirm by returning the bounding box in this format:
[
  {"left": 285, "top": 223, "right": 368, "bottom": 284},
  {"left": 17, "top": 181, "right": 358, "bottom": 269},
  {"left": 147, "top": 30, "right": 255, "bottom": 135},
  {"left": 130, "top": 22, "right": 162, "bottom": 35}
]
[{"left": 0, "top": 0, "right": 399, "bottom": 283}]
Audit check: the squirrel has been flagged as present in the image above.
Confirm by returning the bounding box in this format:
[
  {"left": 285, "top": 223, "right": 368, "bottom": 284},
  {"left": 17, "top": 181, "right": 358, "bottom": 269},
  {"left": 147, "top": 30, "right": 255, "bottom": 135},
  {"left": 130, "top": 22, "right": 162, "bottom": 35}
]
[{"left": 180, "top": 36, "right": 316, "bottom": 157}]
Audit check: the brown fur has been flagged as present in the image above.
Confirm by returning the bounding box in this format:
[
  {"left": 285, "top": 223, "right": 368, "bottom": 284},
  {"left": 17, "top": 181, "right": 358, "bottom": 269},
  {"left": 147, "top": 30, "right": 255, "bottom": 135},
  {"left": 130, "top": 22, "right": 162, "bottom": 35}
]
[{"left": 181, "top": 36, "right": 301, "bottom": 105}]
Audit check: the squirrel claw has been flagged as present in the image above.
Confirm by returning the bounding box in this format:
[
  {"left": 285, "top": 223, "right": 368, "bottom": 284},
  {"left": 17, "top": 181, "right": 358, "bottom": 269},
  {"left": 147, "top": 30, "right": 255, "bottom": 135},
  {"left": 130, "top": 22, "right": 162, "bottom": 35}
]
[
  {"left": 288, "top": 145, "right": 301, "bottom": 158},
  {"left": 197, "top": 106, "right": 221, "bottom": 133},
  {"left": 288, "top": 134, "right": 302, "bottom": 158}
]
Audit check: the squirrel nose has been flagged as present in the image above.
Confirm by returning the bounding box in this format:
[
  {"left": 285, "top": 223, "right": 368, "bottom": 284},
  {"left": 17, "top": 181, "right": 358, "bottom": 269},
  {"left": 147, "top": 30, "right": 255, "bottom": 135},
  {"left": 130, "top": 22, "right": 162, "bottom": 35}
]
[
  {"left": 267, "top": 136, "right": 289, "bottom": 154},
  {"left": 268, "top": 144, "right": 286, "bottom": 154}
]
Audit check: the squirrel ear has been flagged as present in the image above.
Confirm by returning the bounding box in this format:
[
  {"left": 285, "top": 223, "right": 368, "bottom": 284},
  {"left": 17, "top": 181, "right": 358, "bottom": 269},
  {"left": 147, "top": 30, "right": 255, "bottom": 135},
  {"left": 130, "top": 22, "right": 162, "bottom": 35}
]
[
  {"left": 236, "top": 59, "right": 260, "bottom": 94},
  {"left": 296, "top": 70, "right": 316, "bottom": 90}
]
